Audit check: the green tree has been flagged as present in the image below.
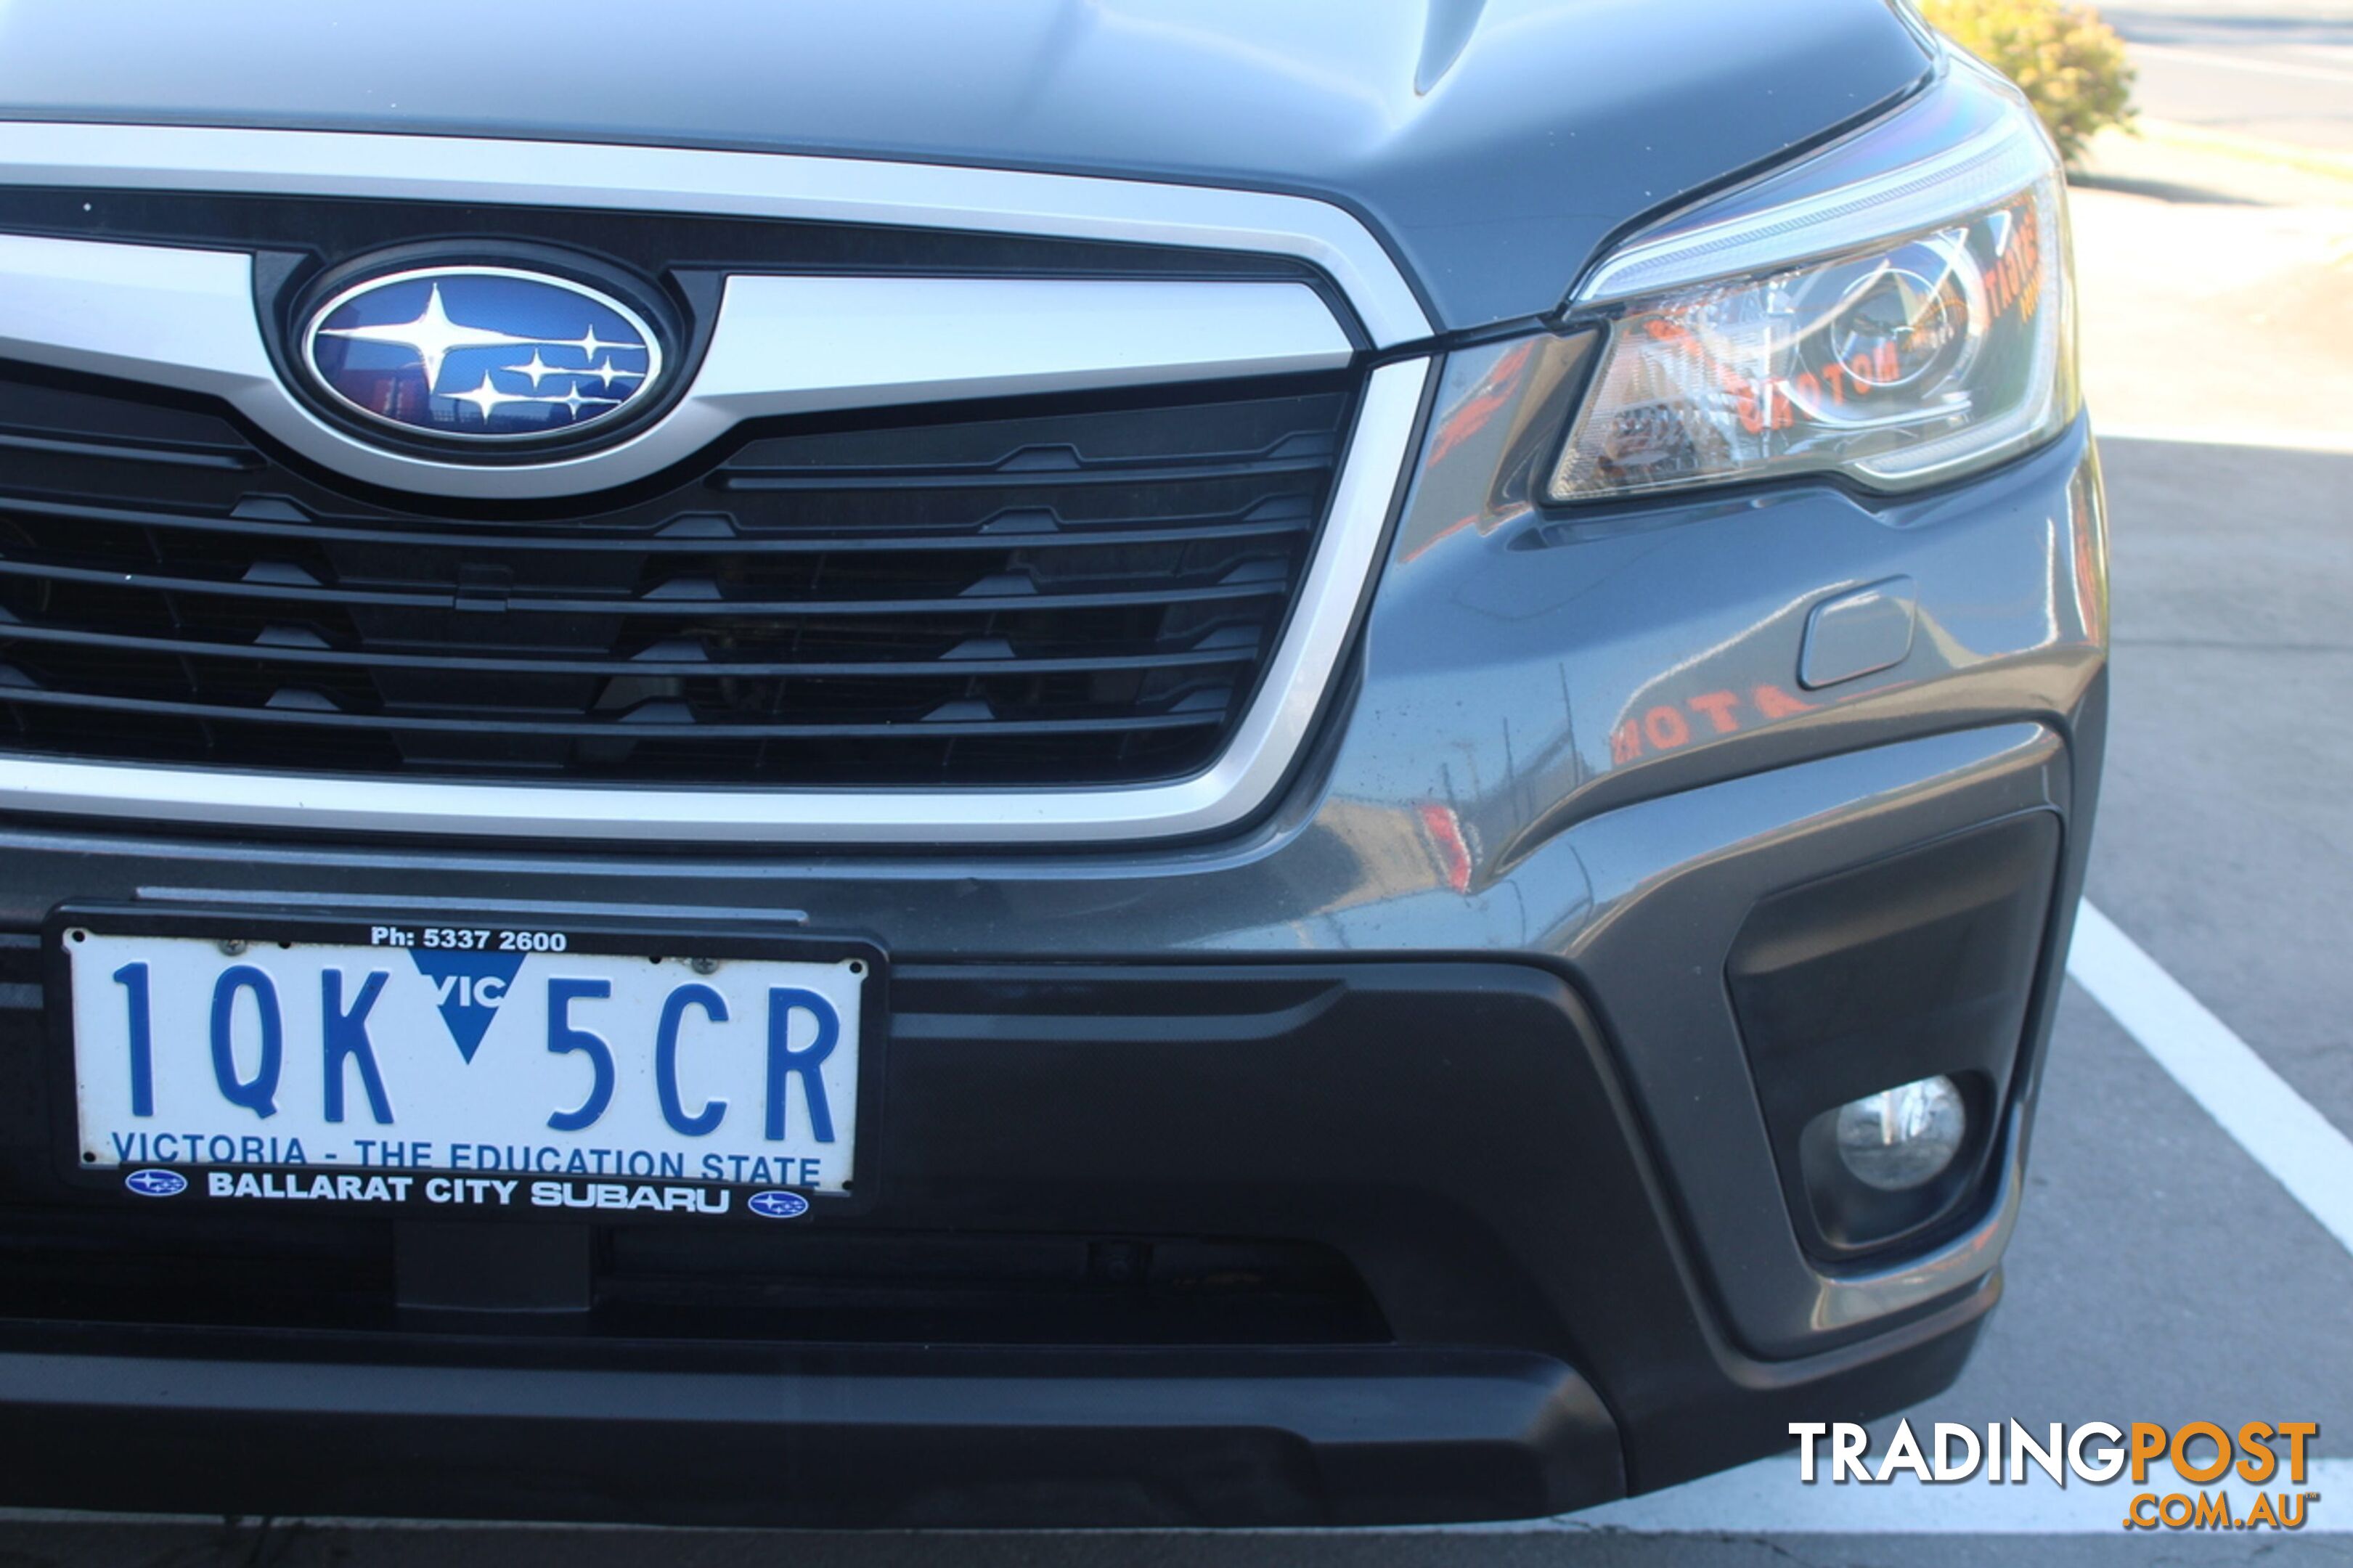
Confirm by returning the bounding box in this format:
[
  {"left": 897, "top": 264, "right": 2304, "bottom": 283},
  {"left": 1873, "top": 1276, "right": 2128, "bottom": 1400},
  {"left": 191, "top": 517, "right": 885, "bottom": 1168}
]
[{"left": 1920, "top": 0, "right": 2137, "bottom": 167}]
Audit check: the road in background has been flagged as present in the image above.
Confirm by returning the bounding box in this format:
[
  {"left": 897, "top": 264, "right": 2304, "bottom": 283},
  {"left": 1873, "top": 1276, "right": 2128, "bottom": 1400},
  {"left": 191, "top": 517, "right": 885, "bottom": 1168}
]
[
  {"left": 2105, "top": 0, "right": 2353, "bottom": 150},
  {"left": 2070, "top": 40, "right": 2353, "bottom": 449}
]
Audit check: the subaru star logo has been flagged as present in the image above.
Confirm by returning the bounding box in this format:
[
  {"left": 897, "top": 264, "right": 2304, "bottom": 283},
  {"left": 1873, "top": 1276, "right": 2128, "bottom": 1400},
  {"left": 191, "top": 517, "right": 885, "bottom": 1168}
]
[
  {"left": 300, "top": 264, "right": 665, "bottom": 445},
  {"left": 123, "top": 1169, "right": 188, "bottom": 1198}
]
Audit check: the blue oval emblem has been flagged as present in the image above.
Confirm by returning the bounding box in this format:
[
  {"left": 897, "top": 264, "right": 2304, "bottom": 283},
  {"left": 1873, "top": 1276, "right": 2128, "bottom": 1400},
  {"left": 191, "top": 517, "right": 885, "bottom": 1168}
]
[
  {"left": 746, "top": 1190, "right": 810, "bottom": 1220},
  {"left": 123, "top": 1168, "right": 187, "bottom": 1198},
  {"left": 302, "top": 265, "right": 664, "bottom": 444}
]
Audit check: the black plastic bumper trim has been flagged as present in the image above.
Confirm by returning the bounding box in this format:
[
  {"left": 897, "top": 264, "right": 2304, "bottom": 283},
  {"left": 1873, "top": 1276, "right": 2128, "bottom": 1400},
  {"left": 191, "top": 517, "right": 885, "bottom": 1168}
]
[{"left": 0, "top": 1342, "right": 1622, "bottom": 1527}]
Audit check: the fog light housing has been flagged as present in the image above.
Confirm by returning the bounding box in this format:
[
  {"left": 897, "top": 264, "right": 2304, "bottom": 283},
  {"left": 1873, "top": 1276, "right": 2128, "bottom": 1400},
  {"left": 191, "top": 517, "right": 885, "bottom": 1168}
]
[
  {"left": 1729, "top": 815, "right": 2056, "bottom": 1259},
  {"left": 1834, "top": 1074, "right": 1965, "bottom": 1191}
]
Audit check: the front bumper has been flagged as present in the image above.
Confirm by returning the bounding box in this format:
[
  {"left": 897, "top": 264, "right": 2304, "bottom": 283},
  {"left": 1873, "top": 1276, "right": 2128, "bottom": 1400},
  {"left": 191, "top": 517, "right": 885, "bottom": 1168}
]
[
  {"left": 0, "top": 351, "right": 2108, "bottom": 1524},
  {"left": 0, "top": 951, "right": 1997, "bottom": 1527}
]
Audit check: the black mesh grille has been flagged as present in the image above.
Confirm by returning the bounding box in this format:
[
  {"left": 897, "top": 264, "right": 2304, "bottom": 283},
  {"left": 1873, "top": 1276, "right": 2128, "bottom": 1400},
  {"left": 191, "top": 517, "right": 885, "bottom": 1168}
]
[{"left": 0, "top": 367, "right": 1355, "bottom": 788}]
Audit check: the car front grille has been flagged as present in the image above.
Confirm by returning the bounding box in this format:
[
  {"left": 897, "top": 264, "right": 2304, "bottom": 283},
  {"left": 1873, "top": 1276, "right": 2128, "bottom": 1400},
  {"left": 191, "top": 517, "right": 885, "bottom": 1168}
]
[{"left": 0, "top": 365, "right": 1355, "bottom": 789}]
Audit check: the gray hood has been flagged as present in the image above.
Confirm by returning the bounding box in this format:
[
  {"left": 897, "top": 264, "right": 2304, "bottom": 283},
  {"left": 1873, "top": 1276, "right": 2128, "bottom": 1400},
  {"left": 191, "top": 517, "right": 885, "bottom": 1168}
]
[{"left": 0, "top": 0, "right": 1933, "bottom": 332}]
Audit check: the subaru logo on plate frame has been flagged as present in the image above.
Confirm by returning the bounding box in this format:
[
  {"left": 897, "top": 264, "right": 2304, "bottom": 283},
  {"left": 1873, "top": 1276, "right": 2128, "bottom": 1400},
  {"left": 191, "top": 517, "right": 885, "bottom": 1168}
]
[
  {"left": 123, "top": 1168, "right": 187, "bottom": 1198},
  {"left": 746, "top": 1190, "right": 811, "bottom": 1220},
  {"left": 298, "top": 264, "right": 666, "bottom": 446}
]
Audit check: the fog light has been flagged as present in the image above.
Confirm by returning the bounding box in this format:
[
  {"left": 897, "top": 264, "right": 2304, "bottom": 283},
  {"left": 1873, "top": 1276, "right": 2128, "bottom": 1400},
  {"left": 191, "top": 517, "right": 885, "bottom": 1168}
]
[{"left": 1834, "top": 1075, "right": 1965, "bottom": 1191}]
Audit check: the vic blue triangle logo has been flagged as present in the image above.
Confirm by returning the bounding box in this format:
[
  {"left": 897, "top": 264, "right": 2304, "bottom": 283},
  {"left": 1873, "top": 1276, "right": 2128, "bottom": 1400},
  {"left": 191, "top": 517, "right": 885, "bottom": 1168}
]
[{"left": 408, "top": 950, "right": 526, "bottom": 1063}]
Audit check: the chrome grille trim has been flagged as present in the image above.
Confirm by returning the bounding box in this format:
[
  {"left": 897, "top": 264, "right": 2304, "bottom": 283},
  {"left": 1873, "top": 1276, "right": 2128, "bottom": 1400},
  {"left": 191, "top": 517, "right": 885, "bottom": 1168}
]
[
  {"left": 0, "top": 123, "right": 1436, "bottom": 841},
  {"left": 0, "top": 359, "right": 1432, "bottom": 842},
  {"left": 0, "top": 121, "right": 1433, "bottom": 347},
  {"left": 0, "top": 236, "right": 1352, "bottom": 501}
]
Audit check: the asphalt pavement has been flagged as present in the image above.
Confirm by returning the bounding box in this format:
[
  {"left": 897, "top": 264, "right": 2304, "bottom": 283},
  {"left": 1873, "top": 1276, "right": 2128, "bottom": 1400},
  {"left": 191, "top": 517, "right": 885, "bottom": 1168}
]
[
  {"left": 4, "top": 12, "right": 2351, "bottom": 1567},
  {"left": 2105, "top": 0, "right": 2353, "bottom": 150}
]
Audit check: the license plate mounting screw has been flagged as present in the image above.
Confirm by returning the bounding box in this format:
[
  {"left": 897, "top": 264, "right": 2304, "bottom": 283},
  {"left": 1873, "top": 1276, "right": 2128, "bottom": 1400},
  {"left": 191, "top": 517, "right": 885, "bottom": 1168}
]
[
  {"left": 218, "top": 939, "right": 248, "bottom": 956},
  {"left": 690, "top": 955, "right": 720, "bottom": 976}
]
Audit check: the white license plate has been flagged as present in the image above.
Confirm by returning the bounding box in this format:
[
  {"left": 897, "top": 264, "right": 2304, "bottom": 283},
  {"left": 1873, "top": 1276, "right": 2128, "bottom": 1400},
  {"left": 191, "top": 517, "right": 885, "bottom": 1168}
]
[{"left": 66, "top": 923, "right": 868, "bottom": 1198}]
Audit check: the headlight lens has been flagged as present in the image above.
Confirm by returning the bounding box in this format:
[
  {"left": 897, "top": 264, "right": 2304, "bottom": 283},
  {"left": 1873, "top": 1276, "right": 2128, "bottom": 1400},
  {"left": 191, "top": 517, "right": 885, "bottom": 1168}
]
[{"left": 1549, "top": 57, "right": 2072, "bottom": 504}]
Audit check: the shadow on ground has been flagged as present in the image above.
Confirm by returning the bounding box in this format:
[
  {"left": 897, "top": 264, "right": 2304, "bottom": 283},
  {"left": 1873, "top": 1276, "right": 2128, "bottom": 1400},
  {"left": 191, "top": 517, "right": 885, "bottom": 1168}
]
[{"left": 2070, "top": 171, "right": 2267, "bottom": 205}]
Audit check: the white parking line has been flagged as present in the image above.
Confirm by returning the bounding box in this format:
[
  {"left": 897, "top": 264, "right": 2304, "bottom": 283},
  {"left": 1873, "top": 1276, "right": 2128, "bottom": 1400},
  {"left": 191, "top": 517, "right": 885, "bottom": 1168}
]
[{"left": 2067, "top": 900, "right": 2353, "bottom": 1257}]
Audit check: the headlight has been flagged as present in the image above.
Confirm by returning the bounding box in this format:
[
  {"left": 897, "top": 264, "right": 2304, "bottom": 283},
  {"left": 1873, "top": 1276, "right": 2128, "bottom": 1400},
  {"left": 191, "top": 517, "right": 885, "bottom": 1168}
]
[{"left": 1549, "top": 57, "right": 2073, "bottom": 504}]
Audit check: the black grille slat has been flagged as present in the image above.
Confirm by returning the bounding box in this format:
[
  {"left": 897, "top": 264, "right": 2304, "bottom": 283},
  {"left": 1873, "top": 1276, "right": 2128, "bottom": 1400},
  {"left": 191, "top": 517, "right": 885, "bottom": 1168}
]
[
  {"left": 0, "top": 620, "right": 1262, "bottom": 679},
  {"left": 0, "top": 684, "right": 1231, "bottom": 740},
  {"left": 716, "top": 453, "right": 1332, "bottom": 491},
  {"left": 0, "top": 555, "right": 1297, "bottom": 617},
  {"left": 0, "top": 364, "right": 1353, "bottom": 789},
  {"left": 0, "top": 428, "right": 262, "bottom": 471},
  {"left": 0, "top": 486, "right": 1319, "bottom": 554}
]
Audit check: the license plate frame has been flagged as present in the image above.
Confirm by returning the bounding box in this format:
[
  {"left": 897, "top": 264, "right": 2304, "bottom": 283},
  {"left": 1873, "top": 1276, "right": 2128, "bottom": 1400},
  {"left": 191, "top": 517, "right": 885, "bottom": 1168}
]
[{"left": 41, "top": 904, "right": 889, "bottom": 1224}]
